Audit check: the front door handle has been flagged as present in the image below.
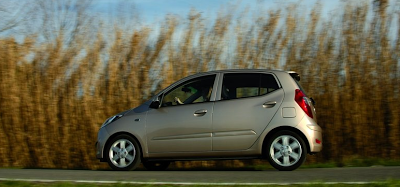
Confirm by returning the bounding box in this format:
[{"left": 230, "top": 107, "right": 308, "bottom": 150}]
[
  {"left": 263, "top": 101, "right": 276, "bottom": 108},
  {"left": 194, "top": 109, "right": 207, "bottom": 117}
]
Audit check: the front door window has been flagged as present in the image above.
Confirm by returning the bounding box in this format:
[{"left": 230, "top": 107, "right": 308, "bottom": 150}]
[{"left": 161, "top": 75, "right": 215, "bottom": 107}]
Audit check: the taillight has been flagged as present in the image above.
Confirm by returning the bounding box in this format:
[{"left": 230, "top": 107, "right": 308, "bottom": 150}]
[{"left": 295, "top": 89, "right": 313, "bottom": 118}]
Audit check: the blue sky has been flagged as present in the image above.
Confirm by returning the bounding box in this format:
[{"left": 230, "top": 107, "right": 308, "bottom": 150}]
[
  {"left": 93, "top": 0, "right": 342, "bottom": 24},
  {"left": 0, "top": 0, "right": 348, "bottom": 41}
]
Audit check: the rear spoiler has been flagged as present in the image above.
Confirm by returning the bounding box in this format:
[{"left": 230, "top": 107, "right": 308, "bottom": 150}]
[{"left": 286, "top": 71, "right": 300, "bottom": 81}]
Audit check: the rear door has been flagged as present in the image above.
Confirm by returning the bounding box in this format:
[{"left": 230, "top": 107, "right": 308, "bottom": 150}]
[{"left": 212, "top": 73, "right": 284, "bottom": 151}]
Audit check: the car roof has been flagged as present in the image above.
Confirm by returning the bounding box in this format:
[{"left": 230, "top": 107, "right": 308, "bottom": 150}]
[{"left": 193, "top": 69, "right": 296, "bottom": 76}]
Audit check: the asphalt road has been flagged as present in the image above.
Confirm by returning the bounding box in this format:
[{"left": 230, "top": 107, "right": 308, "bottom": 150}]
[{"left": 0, "top": 167, "right": 399, "bottom": 184}]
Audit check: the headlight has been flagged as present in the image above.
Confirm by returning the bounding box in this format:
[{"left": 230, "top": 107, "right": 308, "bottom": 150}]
[{"left": 100, "top": 115, "right": 123, "bottom": 128}]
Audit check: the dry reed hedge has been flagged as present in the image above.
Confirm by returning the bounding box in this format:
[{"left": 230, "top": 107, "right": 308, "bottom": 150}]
[{"left": 0, "top": 1, "right": 399, "bottom": 169}]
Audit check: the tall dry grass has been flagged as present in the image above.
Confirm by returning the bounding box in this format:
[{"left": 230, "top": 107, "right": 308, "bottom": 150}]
[{"left": 0, "top": 1, "right": 399, "bottom": 169}]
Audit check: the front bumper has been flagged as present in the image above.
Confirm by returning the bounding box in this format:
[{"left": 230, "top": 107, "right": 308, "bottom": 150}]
[{"left": 96, "top": 127, "right": 110, "bottom": 160}]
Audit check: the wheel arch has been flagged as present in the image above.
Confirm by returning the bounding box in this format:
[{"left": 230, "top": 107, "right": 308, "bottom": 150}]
[
  {"left": 103, "top": 131, "right": 144, "bottom": 160},
  {"left": 261, "top": 126, "right": 310, "bottom": 157}
]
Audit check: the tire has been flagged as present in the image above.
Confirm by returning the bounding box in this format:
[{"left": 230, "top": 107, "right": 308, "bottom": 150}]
[
  {"left": 142, "top": 161, "right": 170, "bottom": 171},
  {"left": 266, "top": 130, "right": 307, "bottom": 171},
  {"left": 105, "top": 134, "right": 141, "bottom": 171}
]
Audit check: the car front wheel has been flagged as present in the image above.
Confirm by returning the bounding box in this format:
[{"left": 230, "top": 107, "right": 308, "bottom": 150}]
[
  {"left": 106, "top": 135, "right": 141, "bottom": 171},
  {"left": 266, "top": 130, "right": 307, "bottom": 171}
]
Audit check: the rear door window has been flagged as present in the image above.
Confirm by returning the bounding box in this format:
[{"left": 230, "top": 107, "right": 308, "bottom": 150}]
[{"left": 221, "top": 73, "right": 279, "bottom": 100}]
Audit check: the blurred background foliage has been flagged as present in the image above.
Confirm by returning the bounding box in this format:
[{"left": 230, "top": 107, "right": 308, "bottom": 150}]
[{"left": 0, "top": 0, "right": 399, "bottom": 169}]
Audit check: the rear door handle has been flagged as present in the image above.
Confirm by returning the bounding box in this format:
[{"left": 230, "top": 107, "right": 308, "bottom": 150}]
[
  {"left": 263, "top": 101, "right": 276, "bottom": 108},
  {"left": 194, "top": 109, "right": 207, "bottom": 117}
]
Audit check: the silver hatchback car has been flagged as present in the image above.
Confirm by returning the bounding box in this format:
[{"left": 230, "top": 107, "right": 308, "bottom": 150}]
[{"left": 96, "top": 69, "right": 322, "bottom": 171}]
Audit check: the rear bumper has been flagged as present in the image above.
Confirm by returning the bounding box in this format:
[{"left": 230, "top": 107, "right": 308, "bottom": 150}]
[
  {"left": 297, "top": 116, "right": 323, "bottom": 153},
  {"left": 308, "top": 128, "right": 323, "bottom": 153}
]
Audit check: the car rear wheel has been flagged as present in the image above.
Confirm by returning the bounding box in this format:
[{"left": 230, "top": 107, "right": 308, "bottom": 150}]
[
  {"left": 142, "top": 161, "right": 170, "bottom": 171},
  {"left": 106, "top": 135, "right": 141, "bottom": 171},
  {"left": 266, "top": 130, "right": 307, "bottom": 171}
]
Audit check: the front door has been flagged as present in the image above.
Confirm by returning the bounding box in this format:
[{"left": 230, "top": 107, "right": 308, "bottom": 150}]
[{"left": 146, "top": 75, "right": 216, "bottom": 153}]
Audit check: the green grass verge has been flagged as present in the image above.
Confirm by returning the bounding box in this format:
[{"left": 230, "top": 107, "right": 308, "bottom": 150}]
[{"left": 1, "top": 180, "right": 400, "bottom": 187}]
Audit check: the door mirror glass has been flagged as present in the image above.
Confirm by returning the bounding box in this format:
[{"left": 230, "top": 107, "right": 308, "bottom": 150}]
[{"left": 149, "top": 100, "right": 161, "bottom": 109}]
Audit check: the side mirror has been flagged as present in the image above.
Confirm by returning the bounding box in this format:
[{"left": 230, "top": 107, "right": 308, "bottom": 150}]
[{"left": 149, "top": 100, "right": 160, "bottom": 109}]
